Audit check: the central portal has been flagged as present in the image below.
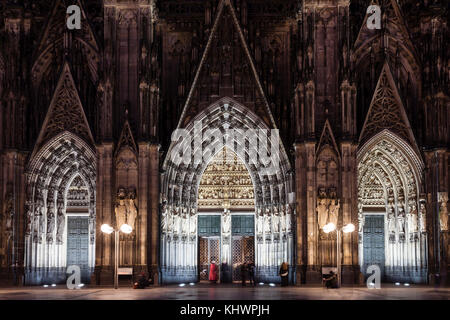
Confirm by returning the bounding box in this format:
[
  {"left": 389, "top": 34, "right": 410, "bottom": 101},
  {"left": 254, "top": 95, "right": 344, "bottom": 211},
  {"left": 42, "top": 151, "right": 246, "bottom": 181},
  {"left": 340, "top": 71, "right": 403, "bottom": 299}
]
[{"left": 197, "top": 147, "right": 255, "bottom": 283}]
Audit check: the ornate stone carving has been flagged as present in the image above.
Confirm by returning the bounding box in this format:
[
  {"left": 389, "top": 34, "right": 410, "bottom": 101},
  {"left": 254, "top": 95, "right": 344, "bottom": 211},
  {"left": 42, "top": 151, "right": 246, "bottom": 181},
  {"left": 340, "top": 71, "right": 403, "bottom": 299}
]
[{"left": 438, "top": 193, "right": 448, "bottom": 232}]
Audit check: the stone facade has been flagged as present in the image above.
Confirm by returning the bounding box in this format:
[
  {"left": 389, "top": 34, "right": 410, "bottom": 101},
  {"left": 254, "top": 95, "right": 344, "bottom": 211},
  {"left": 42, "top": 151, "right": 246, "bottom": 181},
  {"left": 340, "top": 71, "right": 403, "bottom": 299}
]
[{"left": 0, "top": 0, "right": 448, "bottom": 286}]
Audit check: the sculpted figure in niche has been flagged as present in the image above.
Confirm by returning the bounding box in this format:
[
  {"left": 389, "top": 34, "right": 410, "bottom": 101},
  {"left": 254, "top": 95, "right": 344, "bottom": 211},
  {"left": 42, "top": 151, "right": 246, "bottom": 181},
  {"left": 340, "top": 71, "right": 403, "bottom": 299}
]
[
  {"left": 161, "top": 200, "right": 168, "bottom": 231},
  {"left": 56, "top": 201, "right": 65, "bottom": 243},
  {"left": 256, "top": 208, "right": 263, "bottom": 234},
  {"left": 358, "top": 202, "right": 364, "bottom": 233},
  {"left": 397, "top": 204, "right": 406, "bottom": 234},
  {"left": 387, "top": 206, "right": 396, "bottom": 236},
  {"left": 167, "top": 206, "right": 174, "bottom": 233},
  {"left": 272, "top": 206, "right": 280, "bottom": 233},
  {"left": 419, "top": 202, "right": 427, "bottom": 233},
  {"left": 126, "top": 188, "right": 138, "bottom": 229},
  {"left": 181, "top": 207, "right": 189, "bottom": 235},
  {"left": 328, "top": 198, "right": 340, "bottom": 227},
  {"left": 173, "top": 207, "right": 181, "bottom": 234},
  {"left": 439, "top": 194, "right": 448, "bottom": 231},
  {"left": 286, "top": 204, "right": 292, "bottom": 233},
  {"left": 115, "top": 188, "right": 127, "bottom": 229},
  {"left": 189, "top": 207, "right": 197, "bottom": 234},
  {"left": 4, "top": 192, "right": 14, "bottom": 232},
  {"left": 25, "top": 202, "right": 33, "bottom": 235},
  {"left": 33, "top": 198, "right": 43, "bottom": 242},
  {"left": 316, "top": 197, "right": 328, "bottom": 229},
  {"left": 407, "top": 202, "right": 418, "bottom": 233},
  {"left": 264, "top": 207, "right": 271, "bottom": 233},
  {"left": 46, "top": 204, "right": 55, "bottom": 243},
  {"left": 280, "top": 206, "right": 286, "bottom": 232},
  {"left": 222, "top": 209, "right": 231, "bottom": 234}
]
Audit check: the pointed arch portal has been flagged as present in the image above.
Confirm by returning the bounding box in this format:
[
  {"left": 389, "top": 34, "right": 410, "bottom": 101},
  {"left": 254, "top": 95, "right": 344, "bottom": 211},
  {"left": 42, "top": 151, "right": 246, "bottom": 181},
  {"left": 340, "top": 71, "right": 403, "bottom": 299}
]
[
  {"left": 357, "top": 130, "right": 427, "bottom": 283},
  {"left": 25, "top": 132, "right": 96, "bottom": 285},
  {"left": 160, "top": 98, "right": 295, "bottom": 284}
]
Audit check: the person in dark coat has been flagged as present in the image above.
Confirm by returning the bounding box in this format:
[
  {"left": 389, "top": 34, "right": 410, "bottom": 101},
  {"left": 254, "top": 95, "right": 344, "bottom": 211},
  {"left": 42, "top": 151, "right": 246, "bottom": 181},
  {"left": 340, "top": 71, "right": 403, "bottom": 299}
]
[
  {"left": 248, "top": 262, "right": 256, "bottom": 286},
  {"left": 241, "top": 262, "right": 248, "bottom": 286},
  {"left": 323, "top": 271, "right": 338, "bottom": 289},
  {"left": 279, "top": 262, "right": 289, "bottom": 287},
  {"left": 135, "top": 272, "right": 151, "bottom": 289}
]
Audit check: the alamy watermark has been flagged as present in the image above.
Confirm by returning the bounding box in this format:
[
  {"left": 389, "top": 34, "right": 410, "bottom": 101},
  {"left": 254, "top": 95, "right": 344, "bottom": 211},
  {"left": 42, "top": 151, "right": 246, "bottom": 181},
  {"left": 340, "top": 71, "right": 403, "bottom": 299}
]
[
  {"left": 366, "top": 264, "right": 381, "bottom": 289},
  {"left": 366, "top": 5, "right": 381, "bottom": 30}
]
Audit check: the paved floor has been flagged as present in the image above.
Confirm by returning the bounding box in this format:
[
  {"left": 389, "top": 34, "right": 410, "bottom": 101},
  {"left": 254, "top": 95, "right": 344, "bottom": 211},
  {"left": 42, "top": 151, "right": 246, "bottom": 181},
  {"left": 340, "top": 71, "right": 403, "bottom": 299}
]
[{"left": 0, "top": 284, "right": 448, "bottom": 300}]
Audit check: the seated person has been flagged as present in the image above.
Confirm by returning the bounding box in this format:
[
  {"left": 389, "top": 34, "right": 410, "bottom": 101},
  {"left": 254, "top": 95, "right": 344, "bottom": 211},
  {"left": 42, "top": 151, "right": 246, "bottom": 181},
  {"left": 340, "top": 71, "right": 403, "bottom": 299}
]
[
  {"left": 134, "top": 272, "right": 152, "bottom": 289},
  {"left": 323, "top": 271, "right": 339, "bottom": 289}
]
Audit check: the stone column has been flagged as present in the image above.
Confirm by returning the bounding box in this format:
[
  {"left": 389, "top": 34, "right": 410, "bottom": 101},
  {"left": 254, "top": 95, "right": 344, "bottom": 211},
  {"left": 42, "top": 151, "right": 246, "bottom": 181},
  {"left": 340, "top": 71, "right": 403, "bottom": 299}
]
[
  {"left": 304, "top": 142, "right": 320, "bottom": 283},
  {"left": 340, "top": 142, "right": 360, "bottom": 284},
  {"left": 148, "top": 143, "right": 160, "bottom": 284},
  {"left": 137, "top": 143, "right": 150, "bottom": 274},
  {"left": 294, "top": 143, "right": 306, "bottom": 285},
  {"left": 94, "top": 143, "right": 114, "bottom": 284}
]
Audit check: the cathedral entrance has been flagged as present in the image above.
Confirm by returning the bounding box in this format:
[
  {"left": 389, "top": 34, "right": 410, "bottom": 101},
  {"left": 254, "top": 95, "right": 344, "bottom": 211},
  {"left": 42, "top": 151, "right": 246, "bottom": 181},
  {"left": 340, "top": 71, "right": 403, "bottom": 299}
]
[
  {"left": 358, "top": 131, "right": 427, "bottom": 283},
  {"left": 160, "top": 99, "right": 294, "bottom": 284}
]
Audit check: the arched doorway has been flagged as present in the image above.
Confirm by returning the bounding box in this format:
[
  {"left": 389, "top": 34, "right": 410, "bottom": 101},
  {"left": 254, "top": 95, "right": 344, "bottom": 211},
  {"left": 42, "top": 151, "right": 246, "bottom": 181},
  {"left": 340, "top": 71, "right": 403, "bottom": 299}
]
[
  {"left": 25, "top": 132, "right": 96, "bottom": 285},
  {"left": 197, "top": 147, "right": 255, "bottom": 282},
  {"left": 357, "top": 130, "right": 427, "bottom": 283},
  {"left": 160, "top": 97, "right": 294, "bottom": 284}
]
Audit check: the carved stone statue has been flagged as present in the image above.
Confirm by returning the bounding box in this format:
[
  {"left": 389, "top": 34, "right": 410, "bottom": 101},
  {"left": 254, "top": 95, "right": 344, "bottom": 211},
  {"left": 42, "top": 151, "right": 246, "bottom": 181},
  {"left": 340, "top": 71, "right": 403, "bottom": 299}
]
[
  {"left": 264, "top": 207, "right": 271, "bottom": 233},
  {"left": 189, "top": 207, "right": 197, "bottom": 234},
  {"left": 328, "top": 199, "right": 340, "bottom": 227},
  {"left": 126, "top": 188, "right": 138, "bottom": 229},
  {"left": 181, "top": 207, "right": 189, "bottom": 235},
  {"left": 161, "top": 200, "right": 168, "bottom": 232},
  {"left": 173, "top": 207, "right": 181, "bottom": 234},
  {"left": 46, "top": 203, "right": 55, "bottom": 243},
  {"left": 222, "top": 209, "right": 231, "bottom": 234},
  {"left": 419, "top": 202, "right": 427, "bottom": 233},
  {"left": 272, "top": 206, "right": 280, "bottom": 233},
  {"left": 397, "top": 204, "right": 405, "bottom": 234},
  {"left": 407, "top": 203, "right": 418, "bottom": 233},
  {"left": 25, "top": 202, "right": 33, "bottom": 235},
  {"left": 280, "top": 206, "right": 286, "bottom": 232},
  {"left": 256, "top": 208, "right": 263, "bottom": 234},
  {"left": 316, "top": 198, "right": 328, "bottom": 229},
  {"left": 286, "top": 204, "right": 292, "bottom": 233},
  {"left": 56, "top": 201, "right": 65, "bottom": 244},
  {"left": 167, "top": 206, "right": 174, "bottom": 233},
  {"left": 439, "top": 193, "right": 448, "bottom": 232},
  {"left": 4, "top": 192, "right": 14, "bottom": 232},
  {"left": 387, "top": 206, "right": 396, "bottom": 235},
  {"left": 115, "top": 188, "right": 127, "bottom": 229}
]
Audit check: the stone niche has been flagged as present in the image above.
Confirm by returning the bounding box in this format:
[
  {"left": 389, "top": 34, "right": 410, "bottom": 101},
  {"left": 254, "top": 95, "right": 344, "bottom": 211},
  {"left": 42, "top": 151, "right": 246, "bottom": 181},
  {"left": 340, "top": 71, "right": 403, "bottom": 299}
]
[{"left": 115, "top": 144, "right": 138, "bottom": 266}]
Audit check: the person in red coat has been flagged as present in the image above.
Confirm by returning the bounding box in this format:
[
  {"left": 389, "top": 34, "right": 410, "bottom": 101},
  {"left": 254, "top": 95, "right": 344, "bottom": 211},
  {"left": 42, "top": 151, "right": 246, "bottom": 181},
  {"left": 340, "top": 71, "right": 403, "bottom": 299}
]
[{"left": 209, "top": 260, "right": 218, "bottom": 283}]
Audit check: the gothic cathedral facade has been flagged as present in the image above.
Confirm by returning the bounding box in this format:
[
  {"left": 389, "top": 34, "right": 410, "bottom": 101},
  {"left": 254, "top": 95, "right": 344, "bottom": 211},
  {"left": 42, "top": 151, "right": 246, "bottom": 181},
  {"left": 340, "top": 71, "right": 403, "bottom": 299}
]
[{"left": 0, "top": 0, "right": 448, "bottom": 286}]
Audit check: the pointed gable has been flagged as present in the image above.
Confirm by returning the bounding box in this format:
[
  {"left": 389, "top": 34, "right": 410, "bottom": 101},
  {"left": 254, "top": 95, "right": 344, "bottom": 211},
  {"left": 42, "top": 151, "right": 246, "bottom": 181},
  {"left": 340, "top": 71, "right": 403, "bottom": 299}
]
[
  {"left": 32, "top": 62, "right": 95, "bottom": 156},
  {"left": 353, "top": 0, "right": 419, "bottom": 76},
  {"left": 316, "top": 119, "right": 340, "bottom": 159},
  {"left": 177, "top": 0, "right": 276, "bottom": 129},
  {"left": 32, "top": 0, "right": 99, "bottom": 84},
  {"left": 116, "top": 116, "right": 138, "bottom": 157},
  {"left": 359, "top": 62, "right": 417, "bottom": 150}
]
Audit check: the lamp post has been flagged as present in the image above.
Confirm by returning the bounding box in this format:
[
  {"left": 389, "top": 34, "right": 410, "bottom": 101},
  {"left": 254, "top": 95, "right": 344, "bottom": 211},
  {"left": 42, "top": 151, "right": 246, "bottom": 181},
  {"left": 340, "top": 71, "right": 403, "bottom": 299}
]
[
  {"left": 323, "top": 222, "right": 355, "bottom": 287},
  {"left": 101, "top": 223, "right": 133, "bottom": 289}
]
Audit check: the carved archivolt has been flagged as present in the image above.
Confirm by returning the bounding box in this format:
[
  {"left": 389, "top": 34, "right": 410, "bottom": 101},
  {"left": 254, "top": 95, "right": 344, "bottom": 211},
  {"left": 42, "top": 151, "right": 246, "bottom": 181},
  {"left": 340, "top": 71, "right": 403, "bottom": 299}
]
[
  {"left": 357, "top": 130, "right": 426, "bottom": 279},
  {"left": 25, "top": 131, "right": 96, "bottom": 271}
]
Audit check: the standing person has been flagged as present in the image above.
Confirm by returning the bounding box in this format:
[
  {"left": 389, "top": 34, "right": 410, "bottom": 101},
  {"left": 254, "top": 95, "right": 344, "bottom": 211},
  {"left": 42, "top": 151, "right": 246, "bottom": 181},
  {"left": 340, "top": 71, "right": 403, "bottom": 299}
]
[
  {"left": 241, "top": 262, "right": 248, "bottom": 286},
  {"left": 248, "top": 262, "right": 256, "bottom": 286},
  {"left": 279, "top": 262, "right": 289, "bottom": 287},
  {"left": 209, "top": 260, "right": 218, "bottom": 284}
]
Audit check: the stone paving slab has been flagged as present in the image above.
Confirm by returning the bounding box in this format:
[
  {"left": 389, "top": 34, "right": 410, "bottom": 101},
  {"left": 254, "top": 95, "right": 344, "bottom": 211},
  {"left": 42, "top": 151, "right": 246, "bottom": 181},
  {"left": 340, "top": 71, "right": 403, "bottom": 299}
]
[{"left": 0, "top": 285, "right": 448, "bottom": 300}]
